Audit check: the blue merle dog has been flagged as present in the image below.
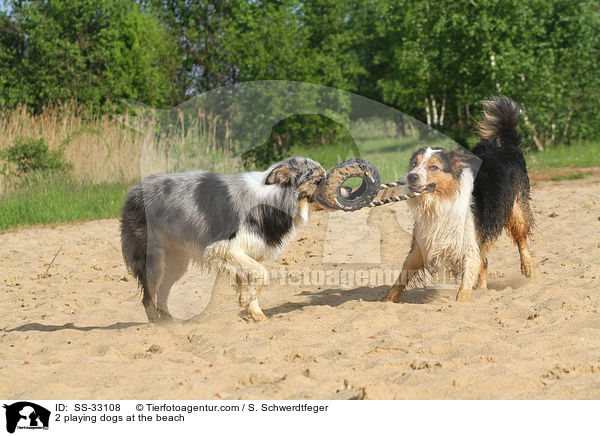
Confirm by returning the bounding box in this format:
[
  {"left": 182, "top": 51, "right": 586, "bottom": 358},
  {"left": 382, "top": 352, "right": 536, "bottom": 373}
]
[{"left": 120, "top": 156, "right": 326, "bottom": 323}]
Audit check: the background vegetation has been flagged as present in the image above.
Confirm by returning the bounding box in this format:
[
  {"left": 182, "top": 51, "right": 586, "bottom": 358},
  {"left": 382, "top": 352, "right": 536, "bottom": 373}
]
[{"left": 0, "top": 0, "right": 598, "bottom": 229}]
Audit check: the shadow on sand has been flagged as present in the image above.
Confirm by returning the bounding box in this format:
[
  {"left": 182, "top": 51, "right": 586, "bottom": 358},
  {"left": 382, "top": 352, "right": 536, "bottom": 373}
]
[
  {"left": 3, "top": 322, "right": 145, "bottom": 333},
  {"left": 263, "top": 285, "right": 440, "bottom": 317}
]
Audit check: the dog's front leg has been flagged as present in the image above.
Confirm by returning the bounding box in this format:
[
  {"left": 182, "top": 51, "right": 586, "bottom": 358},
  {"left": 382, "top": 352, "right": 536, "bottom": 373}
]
[
  {"left": 235, "top": 273, "right": 267, "bottom": 322},
  {"left": 382, "top": 241, "right": 423, "bottom": 303},
  {"left": 226, "top": 250, "right": 269, "bottom": 322},
  {"left": 456, "top": 253, "right": 481, "bottom": 302},
  {"left": 238, "top": 274, "right": 268, "bottom": 322}
]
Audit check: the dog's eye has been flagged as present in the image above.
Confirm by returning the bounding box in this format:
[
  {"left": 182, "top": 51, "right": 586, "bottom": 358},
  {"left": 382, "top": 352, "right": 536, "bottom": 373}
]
[
  {"left": 410, "top": 161, "right": 417, "bottom": 168},
  {"left": 429, "top": 165, "right": 439, "bottom": 171}
]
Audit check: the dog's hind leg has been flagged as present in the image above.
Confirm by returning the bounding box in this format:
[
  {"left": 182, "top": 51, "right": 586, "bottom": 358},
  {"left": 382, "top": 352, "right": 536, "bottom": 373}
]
[
  {"left": 476, "top": 257, "right": 488, "bottom": 290},
  {"left": 507, "top": 199, "right": 538, "bottom": 279},
  {"left": 382, "top": 239, "right": 423, "bottom": 303},
  {"left": 143, "top": 245, "right": 164, "bottom": 323},
  {"left": 154, "top": 246, "right": 190, "bottom": 323},
  {"left": 456, "top": 252, "right": 482, "bottom": 302},
  {"left": 143, "top": 234, "right": 187, "bottom": 323},
  {"left": 476, "top": 243, "right": 490, "bottom": 290}
]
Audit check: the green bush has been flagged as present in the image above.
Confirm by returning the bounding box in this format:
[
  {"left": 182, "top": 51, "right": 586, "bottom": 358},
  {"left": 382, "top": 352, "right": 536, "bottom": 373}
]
[
  {"left": 241, "top": 115, "right": 353, "bottom": 171},
  {"left": 1, "top": 137, "right": 72, "bottom": 173}
]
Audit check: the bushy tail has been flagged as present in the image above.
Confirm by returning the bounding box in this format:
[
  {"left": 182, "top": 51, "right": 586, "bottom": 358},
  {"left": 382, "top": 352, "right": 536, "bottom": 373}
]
[
  {"left": 477, "top": 96, "right": 521, "bottom": 147},
  {"left": 120, "top": 185, "right": 150, "bottom": 302}
]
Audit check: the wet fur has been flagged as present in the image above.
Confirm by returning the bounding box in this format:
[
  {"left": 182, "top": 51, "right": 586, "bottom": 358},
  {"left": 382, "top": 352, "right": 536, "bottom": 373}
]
[
  {"left": 121, "top": 156, "right": 325, "bottom": 323},
  {"left": 383, "top": 96, "right": 537, "bottom": 303}
]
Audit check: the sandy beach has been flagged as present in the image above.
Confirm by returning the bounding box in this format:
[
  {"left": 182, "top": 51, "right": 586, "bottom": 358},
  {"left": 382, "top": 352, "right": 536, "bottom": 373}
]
[{"left": 1, "top": 174, "right": 599, "bottom": 399}]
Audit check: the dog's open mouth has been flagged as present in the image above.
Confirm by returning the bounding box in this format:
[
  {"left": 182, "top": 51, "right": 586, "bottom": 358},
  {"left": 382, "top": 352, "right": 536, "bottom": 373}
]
[{"left": 408, "top": 183, "right": 436, "bottom": 194}]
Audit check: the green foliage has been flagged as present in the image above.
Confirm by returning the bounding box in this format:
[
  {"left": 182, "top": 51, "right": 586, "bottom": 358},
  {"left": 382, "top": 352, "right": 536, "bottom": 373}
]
[
  {"left": 241, "top": 139, "right": 288, "bottom": 172},
  {"left": 147, "top": 0, "right": 364, "bottom": 93},
  {"left": 0, "top": 0, "right": 180, "bottom": 111},
  {"left": 1, "top": 0, "right": 598, "bottom": 150},
  {"left": 0, "top": 11, "right": 22, "bottom": 107},
  {"left": 370, "top": 0, "right": 600, "bottom": 148},
  {"left": 1, "top": 137, "right": 72, "bottom": 173},
  {"left": 150, "top": 0, "right": 363, "bottom": 159}
]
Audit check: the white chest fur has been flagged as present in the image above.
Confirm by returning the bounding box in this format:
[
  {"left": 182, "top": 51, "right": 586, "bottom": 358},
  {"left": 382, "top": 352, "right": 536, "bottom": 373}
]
[{"left": 409, "top": 169, "right": 479, "bottom": 270}]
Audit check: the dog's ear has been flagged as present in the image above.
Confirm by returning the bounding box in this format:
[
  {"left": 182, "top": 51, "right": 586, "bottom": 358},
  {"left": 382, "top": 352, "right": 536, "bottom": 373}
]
[
  {"left": 449, "top": 152, "right": 476, "bottom": 174},
  {"left": 266, "top": 164, "right": 294, "bottom": 186}
]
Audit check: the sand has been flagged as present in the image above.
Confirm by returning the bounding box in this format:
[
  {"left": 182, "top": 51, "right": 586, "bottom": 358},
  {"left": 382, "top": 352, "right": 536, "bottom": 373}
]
[{"left": 1, "top": 174, "right": 599, "bottom": 399}]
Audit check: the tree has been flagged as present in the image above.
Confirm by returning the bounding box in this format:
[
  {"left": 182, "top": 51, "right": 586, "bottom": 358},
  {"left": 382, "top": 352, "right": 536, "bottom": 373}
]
[
  {"left": 0, "top": 10, "right": 25, "bottom": 107},
  {"left": 145, "top": 0, "right": 239, "bottom": 96},
  {"left": 1, "top": 0, "right": 180, "bottom": 111},
  {"left": 370, "top": 0, "right": 599, "bottom": 147}
]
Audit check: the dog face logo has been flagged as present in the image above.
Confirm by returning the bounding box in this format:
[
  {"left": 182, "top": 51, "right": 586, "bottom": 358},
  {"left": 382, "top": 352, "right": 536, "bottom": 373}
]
[{"left": 3, "top": 402, "right": 50, "bottom": 434}]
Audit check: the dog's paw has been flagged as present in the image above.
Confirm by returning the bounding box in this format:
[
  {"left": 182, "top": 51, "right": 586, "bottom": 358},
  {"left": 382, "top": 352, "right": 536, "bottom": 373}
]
[
  {"left": 521, "top": 262, "right": 539, "bottom": 281},
  {"left": 155, "top": 309, "right": 178, "bottom": 325},
  {"left": 249, "top": 311, "right": 268, "bottom": 322},
  {"left": 476, "top": 281, "right": 488, "bottom": 290},
  {"left": 456, "top": 290, "right": 471, "bottom": 302},
  {"left": 381, "top": 294, "right": 397, "bottom": 303},
  {"left": 246, "top": 300, "right": 268, "bottom": 322},
  {"left": 381, "top": 288, "right": 402, "bottom": 303}
]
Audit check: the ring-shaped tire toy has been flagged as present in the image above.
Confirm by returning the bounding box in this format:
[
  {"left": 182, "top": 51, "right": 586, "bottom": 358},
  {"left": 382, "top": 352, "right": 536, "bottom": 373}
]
[{"left": 314, "top": 158, "right": 381, "bottom": 211}]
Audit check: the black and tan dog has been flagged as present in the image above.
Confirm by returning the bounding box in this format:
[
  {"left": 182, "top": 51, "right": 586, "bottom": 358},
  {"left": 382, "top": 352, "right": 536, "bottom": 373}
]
[{"left": 383, "top": 96, "right": 537, "bottom": 303}]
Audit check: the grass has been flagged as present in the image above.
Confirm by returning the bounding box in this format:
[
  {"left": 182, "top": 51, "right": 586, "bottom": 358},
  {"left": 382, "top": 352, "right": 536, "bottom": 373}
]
[
  {"left": 291, "top": 139, "right": 600, "bottom": 182},
  {"left": 0, "top": 102, "right": 232, "bottom": 231},
  {"left": 1, "top": 137, "right": 598, "bottom": 232},
  {"left": 0, "top": 177, "right": 130, "bottom": 231},
  {"left": 526, "top": 141, "right": 600, "bottom": 171},
  {"left": 0, "top": 102, "right": 598, "bottom": 231},
  {"left": 549, "top": 173, "right": 589, "bottom": 181},
  {"left": 0, "top": 103, "right": 145, "bottom": 185},
  {"left": 0, "top": 102, "right": 236, "bottom": 186}
]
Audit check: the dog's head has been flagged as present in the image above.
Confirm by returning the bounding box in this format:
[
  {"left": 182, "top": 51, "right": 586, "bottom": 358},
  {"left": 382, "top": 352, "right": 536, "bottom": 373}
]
[
  {"left": 265, "top": 156, "right": 326, "bottom": 202},
  {"left": 405, "top": 147, "right": 476, "bottom": 200}
]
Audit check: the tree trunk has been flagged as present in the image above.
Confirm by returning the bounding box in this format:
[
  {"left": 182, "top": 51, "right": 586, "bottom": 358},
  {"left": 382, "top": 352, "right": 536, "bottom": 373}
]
[
  {"left": 394, "top": 113, "right": 406, "bottom": 138},
  {"left": 407, "top": 118, "right": 416, "bottom": 137},
  {"left": 439, "top": 94, "right": 446, "bottom": 127},
  {"left": 430, "top": 94, "right": 438, "bottom": 125},
  {"left": 563, "top": 109, "right": 574, "bottom": 140},
  {"left": 521, "top": 109, "right": 544, "bottom": 151}
]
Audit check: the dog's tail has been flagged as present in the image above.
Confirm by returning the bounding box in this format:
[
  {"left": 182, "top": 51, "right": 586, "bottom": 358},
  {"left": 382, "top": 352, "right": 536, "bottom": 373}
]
[
  {"left": 477, "top": 96, "right": 521, "bottom": 147},
  {"left": 120, "top": 184, "right": 151, "bottom": 303}
]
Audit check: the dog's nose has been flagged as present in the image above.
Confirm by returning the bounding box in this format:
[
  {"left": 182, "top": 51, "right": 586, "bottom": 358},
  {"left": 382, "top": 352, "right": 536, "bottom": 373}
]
[{"left": 407, "top": 173, "right": 419, "bottom": 184}]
